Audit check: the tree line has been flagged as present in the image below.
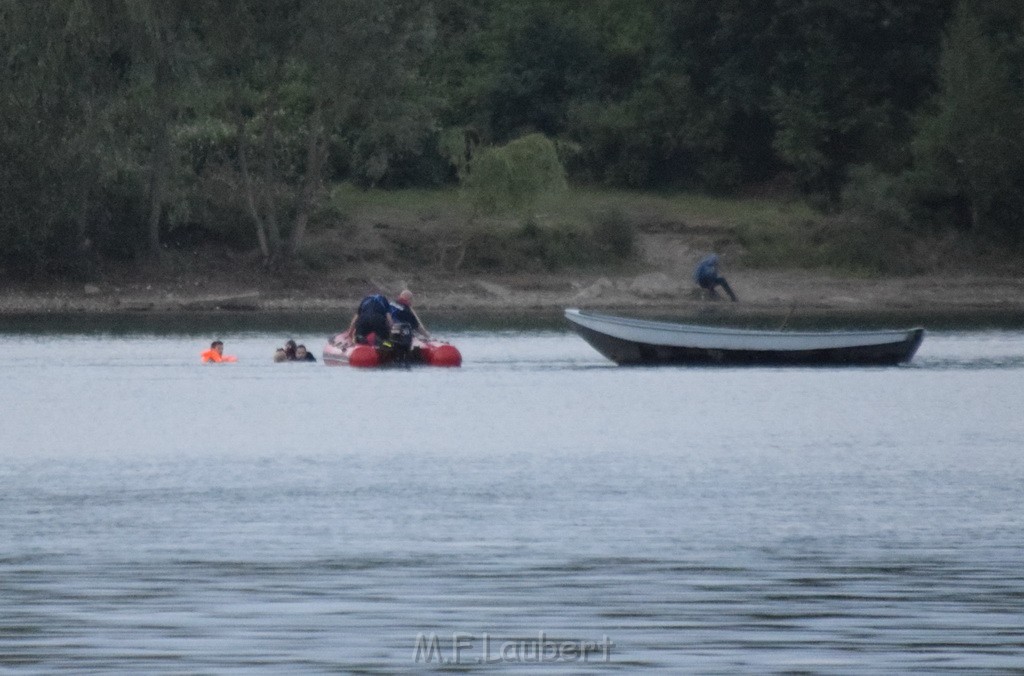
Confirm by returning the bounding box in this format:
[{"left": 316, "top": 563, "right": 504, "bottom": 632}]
[{"left": 1, "top": 0, "right": 1022, "bottom": 275}]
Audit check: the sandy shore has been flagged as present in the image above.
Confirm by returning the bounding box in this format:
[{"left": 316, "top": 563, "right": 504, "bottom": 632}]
[{"left": 2, "top": 267, "right": 1023, "bottom": 326}]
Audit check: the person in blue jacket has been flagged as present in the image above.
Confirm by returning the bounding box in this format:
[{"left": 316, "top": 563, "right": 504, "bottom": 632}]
[
  {"left": 693, "top": 253, "right": 738, "bottom": 301},
  {"left": 389, "top": 289, "right": 431, "bottom": 340},
  {"left": 345, "top": 293, "right": 393, "bottom": 344}
]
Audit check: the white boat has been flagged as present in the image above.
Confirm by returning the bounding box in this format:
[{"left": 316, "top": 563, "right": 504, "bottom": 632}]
[{"left": 565, "top": 308, "right": 924, "bottom": 366}]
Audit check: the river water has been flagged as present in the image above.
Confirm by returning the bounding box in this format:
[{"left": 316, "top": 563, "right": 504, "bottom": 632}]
[{"left": 1, "top": 321, "right": 1023, "bottom": 673}]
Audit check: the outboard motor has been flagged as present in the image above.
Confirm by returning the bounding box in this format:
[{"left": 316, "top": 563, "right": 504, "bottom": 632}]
[{"left": 381, "top": 322, "right": 414, "bottom": 364}]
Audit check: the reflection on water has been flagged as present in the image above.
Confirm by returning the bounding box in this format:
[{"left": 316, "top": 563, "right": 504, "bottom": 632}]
[{"left": 1, "top": 328, "right": 1023, "bottom": 671}]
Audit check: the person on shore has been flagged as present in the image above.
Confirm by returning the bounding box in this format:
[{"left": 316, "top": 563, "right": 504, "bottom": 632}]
[
  {"left": 693, "top": 253, "right": 738, "bottom": 301},
  {"left": 294, "top": 344, "right": 317, "bottom": 362},
  {"left": 388, "top": 289, "right": 431, "bottom": 341},
  {"left": 344, "top": 293, "right": 393, "bottom": 345},
  {"left": 201, "top": 340, "right": 237, "bottom": 363}
]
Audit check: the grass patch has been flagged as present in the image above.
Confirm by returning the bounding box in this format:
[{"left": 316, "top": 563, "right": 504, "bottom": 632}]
[
  {"left": 736, "top": 218, "right": 827, "bottom": 269},
  {"left": 331, "top": 183, "right": 813, "bottom": 231},
  {"left": 328, "top": 183, "right": 472, "bottom": 226},
  {"left": 460, "top": 217, "right": 632, "bottom": 272},
  {"left": 549, "top": 188, "right": 815, "bottom": 230},
  {"left": 738, "top": 215, "right": 923, "bottom": 276},
  {"left": 330, "top": 183, "right": 646, "bottom": 272},
  {"left": 330, "top": 182, "right": 459, "bottom": 211},
  {"left": 329, "top": 182, "right": 849, "bottom": 273},
  {"left": 384, "top": 214, "right": 635, "bottom": 272}
]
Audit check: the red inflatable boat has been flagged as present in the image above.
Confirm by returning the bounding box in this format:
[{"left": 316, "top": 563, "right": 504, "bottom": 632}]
[{"left": 322, "top": 332, "right": 462, "bottom": 368}]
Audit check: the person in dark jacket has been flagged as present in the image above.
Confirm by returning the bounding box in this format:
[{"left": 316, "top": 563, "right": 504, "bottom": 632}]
[
  {"left": 344, "top": 293, "right": 393, "bottom": 344},
  {"left": 693, "top": 253, "right": 738, "bottom": 301},
  {"left": 294, "top": 344, "right": 316, "bottom": 362},
  {"left": 388, "top": 289, "right": 431, "bottom": 341}
]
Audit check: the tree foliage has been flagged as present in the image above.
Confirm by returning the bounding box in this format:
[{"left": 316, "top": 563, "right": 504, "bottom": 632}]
[
  {"left": 0, "top": 1, "right": 128, "bottom": 273},
  {"left": 196, "top": 0, "right": 436, "bottom": 265},
  {"left": 4, "top": 0, "right": 1024, "bottom": 274},
  {"left": 910, "top": 2, "right": 1024, "bottom": 235}
]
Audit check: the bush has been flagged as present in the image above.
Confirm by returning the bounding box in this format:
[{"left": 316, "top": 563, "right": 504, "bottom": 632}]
[{"left": 462, "top": 134, "right": 567, "bottom": 217}]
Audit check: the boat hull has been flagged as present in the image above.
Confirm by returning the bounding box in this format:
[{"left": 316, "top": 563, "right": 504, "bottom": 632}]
[
  {"left": 565, "top": 309, "right": 924, "bottom": 366},
  {"left": 322, "top": 333, "right": 462, "bottom": 368}
]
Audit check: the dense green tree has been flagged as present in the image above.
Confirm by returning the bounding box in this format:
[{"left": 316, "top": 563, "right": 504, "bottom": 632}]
[
  {"left": 767, "top": 0, "right": 953, "bottom": 196},
  {"left": 485, "top": 3, "right": 605, "bottom": 141},
  {"left": 0, "top": 1, "right": 131, "bottom": 273},
  {"left": 120, "top": 0, "right": 210, "bottom": 258},
  {"left": 567, "top": 0, "right": 731, "bottom": 187},
  {"left": 4, "top": 0, "right": 1022, "bottom": 274},
  {"left": 202, "top": 0, "right": 435, "bottom": 265},
  {"left": 910, "top": 1, "right": 1024, "bottom": 235}
]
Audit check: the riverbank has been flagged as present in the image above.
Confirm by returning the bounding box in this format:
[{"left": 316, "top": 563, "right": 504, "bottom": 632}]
[
  {"left": 2, "top": 189, "right": 1022, "bottom": 327},
  {"left": 3, "top": 264, "right": 1024, "bottom": 328}
]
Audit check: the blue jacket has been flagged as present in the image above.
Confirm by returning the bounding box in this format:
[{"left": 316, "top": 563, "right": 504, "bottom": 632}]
[
  {"left": 358, "top": 294, "right": 390, "bottom": 318},
  {"left": 389, "top": 302, "right": 419, "bottom": 330},
  {"left": 694, "top": 254, "right": 720, "bottom": 285}
]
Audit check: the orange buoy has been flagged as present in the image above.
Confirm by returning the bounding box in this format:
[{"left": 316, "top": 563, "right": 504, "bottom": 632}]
[
  {"left": 347, "top": 344, "right": 380, "bottom": 368},
  {"left": 424, "top": 343, "right": 462, "bottom": 367}
]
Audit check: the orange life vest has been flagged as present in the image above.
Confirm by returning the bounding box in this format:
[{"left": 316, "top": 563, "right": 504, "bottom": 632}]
[{"left": 201, "top": 349, "right": 237, "bottom": 363}]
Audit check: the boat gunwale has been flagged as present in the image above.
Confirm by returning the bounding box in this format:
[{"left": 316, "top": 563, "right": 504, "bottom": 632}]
[{"left": 565, "top": 308, "right": 923, "bottom": 341}]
